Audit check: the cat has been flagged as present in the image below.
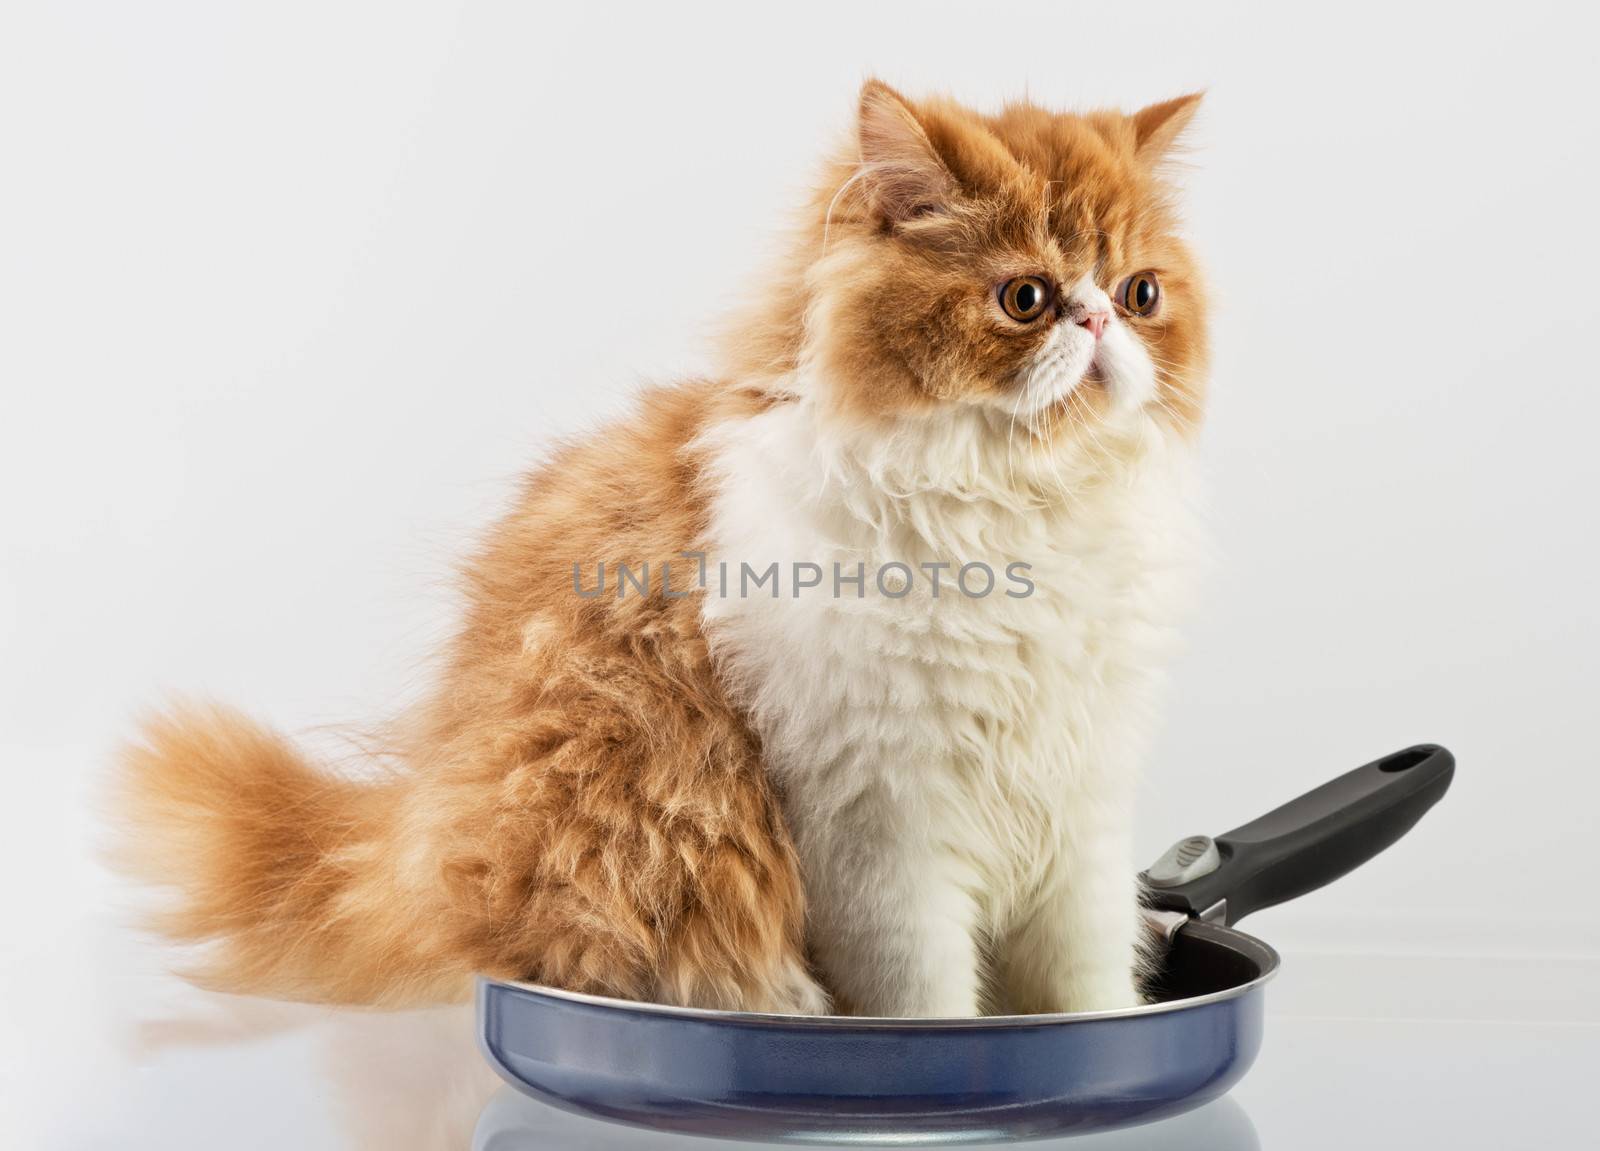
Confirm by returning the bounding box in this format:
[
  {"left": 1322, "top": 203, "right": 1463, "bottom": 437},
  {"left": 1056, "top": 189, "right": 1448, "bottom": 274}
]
[{"left": 116, "top": 79, "right": 1208, "bottom": 1020}]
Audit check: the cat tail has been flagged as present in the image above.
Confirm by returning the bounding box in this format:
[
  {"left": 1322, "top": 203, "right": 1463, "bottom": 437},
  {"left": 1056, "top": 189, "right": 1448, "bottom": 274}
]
[{"left": 115, "top": 703, "right": 469, "bottom": 1008}]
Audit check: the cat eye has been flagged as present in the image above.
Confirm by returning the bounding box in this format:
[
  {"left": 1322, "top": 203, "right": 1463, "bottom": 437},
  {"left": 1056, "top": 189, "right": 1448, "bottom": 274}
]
[
  {"left": 998, "top": 276, "right": 1053, "bottom": 323},
  {"left": 1117, "top": 272, "right": 1161, "bottom": 317}
]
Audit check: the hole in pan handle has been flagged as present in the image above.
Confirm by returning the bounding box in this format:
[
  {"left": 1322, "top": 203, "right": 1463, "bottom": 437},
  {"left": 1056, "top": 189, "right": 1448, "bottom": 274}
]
[{"left": 1143, "top": 744, "right": 1455, "bottom": 926}]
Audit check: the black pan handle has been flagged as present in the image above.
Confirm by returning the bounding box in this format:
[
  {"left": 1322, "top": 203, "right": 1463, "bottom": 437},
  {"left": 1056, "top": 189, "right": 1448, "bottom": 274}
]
[{"left": 1144, "top": 744, "right": 1454, "bottom": 926}]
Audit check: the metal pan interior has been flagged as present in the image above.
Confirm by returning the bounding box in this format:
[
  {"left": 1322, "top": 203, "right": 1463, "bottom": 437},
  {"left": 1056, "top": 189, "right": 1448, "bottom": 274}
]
[
  {"left": 1146, "top": 920, "right": 1281, "bottom": 1008},
  {"left": 483, "top": 919, "right": 1280, "bottom": 1029}
]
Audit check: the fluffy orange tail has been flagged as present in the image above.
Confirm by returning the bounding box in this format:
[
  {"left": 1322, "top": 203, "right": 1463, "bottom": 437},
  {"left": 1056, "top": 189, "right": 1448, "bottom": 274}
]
[{"left": 117, "top": 705, "right": 466, "bottom": 1007}]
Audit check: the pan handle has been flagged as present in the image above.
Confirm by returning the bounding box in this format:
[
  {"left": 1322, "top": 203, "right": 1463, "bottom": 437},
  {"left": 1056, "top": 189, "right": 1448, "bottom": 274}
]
[{"left": 1143, "top": 744, "right": 1454, "bottom": 926}]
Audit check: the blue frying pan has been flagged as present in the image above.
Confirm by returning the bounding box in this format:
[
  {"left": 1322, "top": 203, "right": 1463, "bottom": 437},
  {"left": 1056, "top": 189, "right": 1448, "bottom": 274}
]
[{"left": 478, "top": 745, "right": 1453, "bottom": 1144}]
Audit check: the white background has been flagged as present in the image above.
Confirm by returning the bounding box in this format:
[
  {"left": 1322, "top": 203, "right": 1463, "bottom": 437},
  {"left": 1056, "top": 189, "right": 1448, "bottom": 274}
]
[{"left": 3, "top": 2, "right": 1597, "bottom": 1147}]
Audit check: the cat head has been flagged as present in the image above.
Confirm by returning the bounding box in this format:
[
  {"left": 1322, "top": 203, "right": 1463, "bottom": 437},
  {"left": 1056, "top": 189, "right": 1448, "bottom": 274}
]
[{"left": 732, "top": 81, "right": 1209, "bottom": 451}]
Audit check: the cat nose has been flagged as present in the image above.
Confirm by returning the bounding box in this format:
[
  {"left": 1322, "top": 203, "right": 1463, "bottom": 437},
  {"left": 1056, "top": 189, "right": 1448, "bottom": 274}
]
[
  {"left": 1062, "top": 294, "right": 1111, "bottom": 339},
  {"left": 1077, "top": 310, "right": 1109, "bottom": 340}
]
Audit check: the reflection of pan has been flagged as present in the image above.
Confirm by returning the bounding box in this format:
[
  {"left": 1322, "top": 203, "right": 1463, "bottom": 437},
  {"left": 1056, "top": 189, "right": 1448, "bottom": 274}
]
[
  {"left": 478, "top": 745, "right": 1453, "bottom": 1144},
  {"left": 471, "top": 1087, "right": 1261, "bottom": 1149}
]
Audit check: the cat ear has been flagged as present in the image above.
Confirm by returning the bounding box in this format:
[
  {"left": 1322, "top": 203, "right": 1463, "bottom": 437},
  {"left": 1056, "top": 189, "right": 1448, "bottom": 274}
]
[
  {"left": 1131, "top": 92, "right": 1204, "bottom": 165},
  {"left": 855, "top": 79, "right": 957, "bottom": 223}
]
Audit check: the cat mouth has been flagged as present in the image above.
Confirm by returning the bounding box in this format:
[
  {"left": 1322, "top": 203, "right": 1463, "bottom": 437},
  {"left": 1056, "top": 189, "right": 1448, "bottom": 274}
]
[{"left": 1014, "top": 350, "right": 1096, "bottom": 417}]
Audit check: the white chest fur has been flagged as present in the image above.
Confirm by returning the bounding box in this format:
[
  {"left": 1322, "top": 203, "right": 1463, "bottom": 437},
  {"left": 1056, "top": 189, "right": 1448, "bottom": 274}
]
[{"left": 700, "top": 396, "right": 1195, "bottom": 1015}]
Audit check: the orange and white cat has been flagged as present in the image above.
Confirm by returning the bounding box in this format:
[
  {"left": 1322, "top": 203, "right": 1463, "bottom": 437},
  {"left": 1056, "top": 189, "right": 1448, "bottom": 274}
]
[{"left": 119, "top": 80, "right": 1209, "bottom": 1019}]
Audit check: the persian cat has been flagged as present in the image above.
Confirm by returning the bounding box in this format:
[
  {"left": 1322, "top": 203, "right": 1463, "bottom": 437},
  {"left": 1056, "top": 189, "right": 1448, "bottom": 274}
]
[{"left": 119, "top": 80, "right": 1208, "bottom": 1018}]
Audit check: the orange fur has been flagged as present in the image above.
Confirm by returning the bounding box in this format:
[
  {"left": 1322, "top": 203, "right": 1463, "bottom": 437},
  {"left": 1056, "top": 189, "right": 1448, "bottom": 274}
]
[
  {"left": 121, "top": 384, "right": 817, "bottom": 1010},
  {"left": 725, "top": 81, "right": 1208, "bottom": 433},
  {"left": 116, "top": 81, "right": 1210, "bottom": 1012}
]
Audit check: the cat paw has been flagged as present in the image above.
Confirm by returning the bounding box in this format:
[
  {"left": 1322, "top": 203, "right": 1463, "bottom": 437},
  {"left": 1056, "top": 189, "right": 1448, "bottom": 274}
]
[
  {"left": 762, "top": 956, "right": 832, "bottom": 1016},
  {"left": 1028, "top": 969, "right": 1144, "bottom": 1014}
]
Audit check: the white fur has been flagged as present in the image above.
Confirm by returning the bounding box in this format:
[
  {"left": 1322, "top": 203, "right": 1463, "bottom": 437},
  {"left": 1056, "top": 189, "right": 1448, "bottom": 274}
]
[{"left": 701, "top": 317, "right": 1196, "bottom": 1016}]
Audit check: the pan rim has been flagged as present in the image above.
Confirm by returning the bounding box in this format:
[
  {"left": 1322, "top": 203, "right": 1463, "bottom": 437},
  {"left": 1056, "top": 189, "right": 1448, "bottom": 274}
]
[{"left": 478, "top": 921, "right": 1280, "bottom": 1030}]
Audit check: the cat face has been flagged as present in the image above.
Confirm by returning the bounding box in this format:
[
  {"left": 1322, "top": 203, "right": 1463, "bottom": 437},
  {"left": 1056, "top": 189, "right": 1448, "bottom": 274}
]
[{"left": 802, "top": 82, "right": 1208, "bottom": 439}]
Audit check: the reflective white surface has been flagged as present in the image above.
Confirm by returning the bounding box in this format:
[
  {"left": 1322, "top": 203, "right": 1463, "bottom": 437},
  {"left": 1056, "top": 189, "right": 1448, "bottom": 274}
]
[{"left": 1235, "top": 1016, "right": 1595, "bottom": 1149}]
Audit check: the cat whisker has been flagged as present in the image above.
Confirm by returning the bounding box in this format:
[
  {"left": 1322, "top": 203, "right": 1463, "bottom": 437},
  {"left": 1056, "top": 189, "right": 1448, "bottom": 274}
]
[{"left": 1064, "top": 390, "right": 1119, "bottom": 487}]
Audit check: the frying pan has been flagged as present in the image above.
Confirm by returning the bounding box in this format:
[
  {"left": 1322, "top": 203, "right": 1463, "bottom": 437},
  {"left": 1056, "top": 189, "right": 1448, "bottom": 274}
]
[{"left": 478, "top": 743, "right": 1453, "bottom": 1144}]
